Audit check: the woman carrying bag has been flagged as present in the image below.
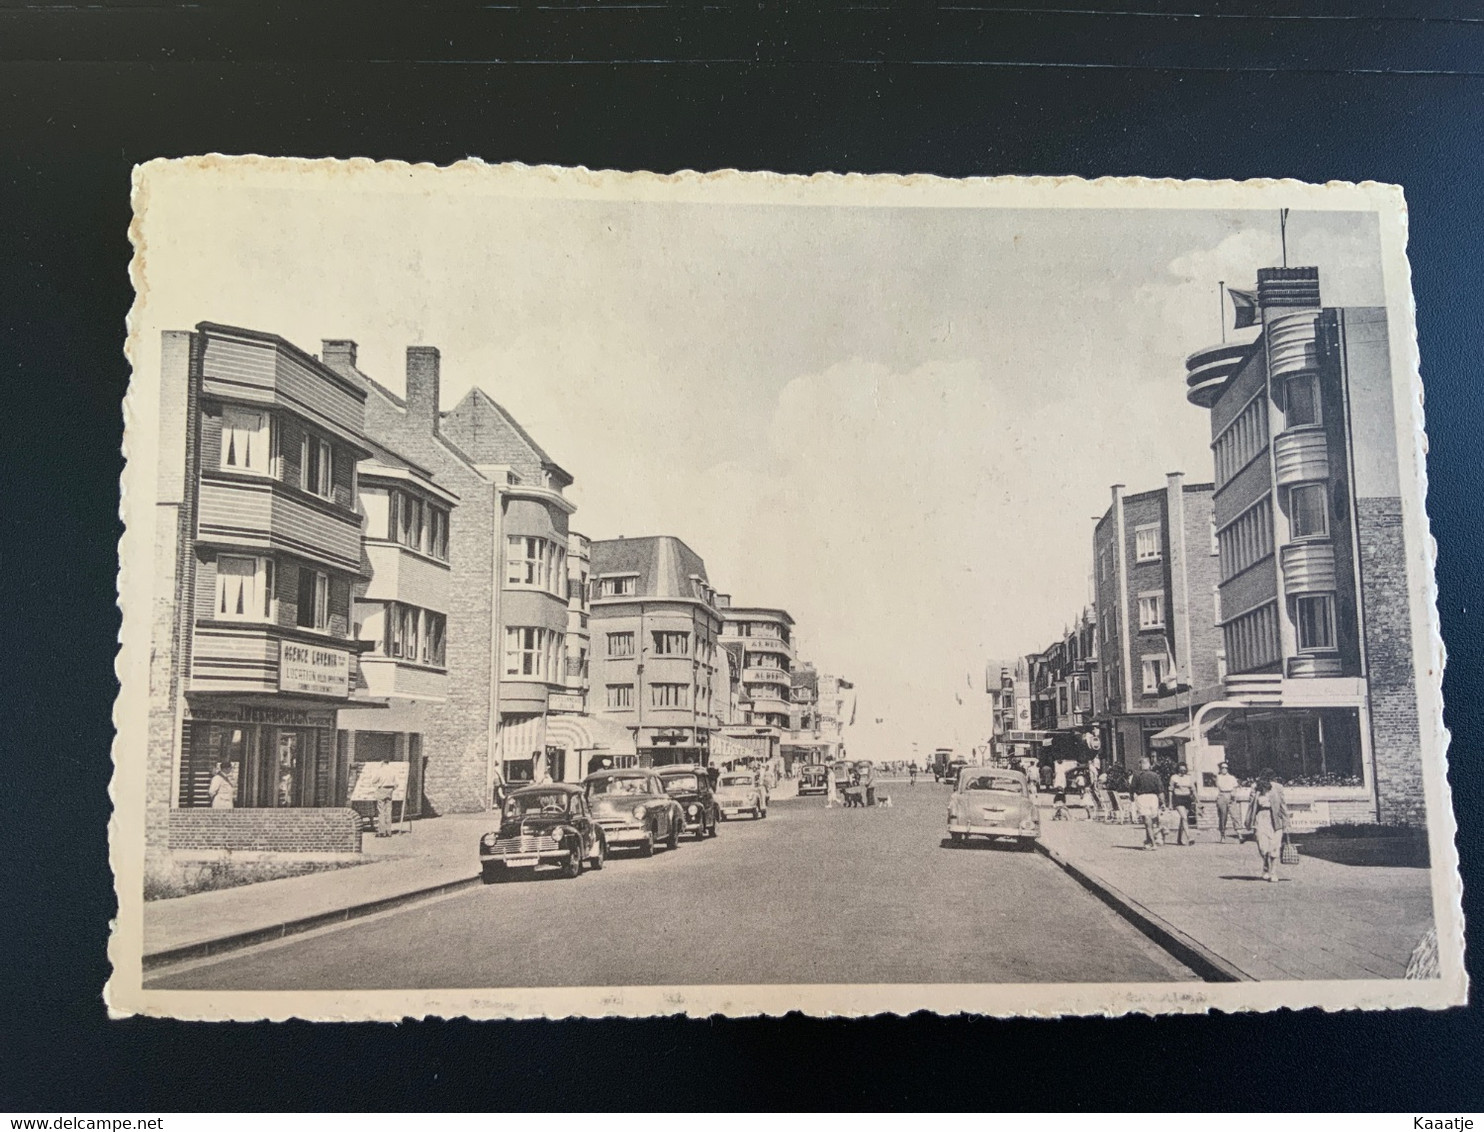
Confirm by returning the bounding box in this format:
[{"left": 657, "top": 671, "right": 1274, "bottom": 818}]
[{"left": 1245, "top": 769, "right": 1290, "bottom": 883}]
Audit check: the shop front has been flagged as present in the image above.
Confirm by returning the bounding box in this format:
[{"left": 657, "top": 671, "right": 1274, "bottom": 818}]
[
  {"left": 179, "top": 701, "right": 341, "bottom": 809},
  {"left": 545, "top": 713, "right": 640, "bottom": 778}
]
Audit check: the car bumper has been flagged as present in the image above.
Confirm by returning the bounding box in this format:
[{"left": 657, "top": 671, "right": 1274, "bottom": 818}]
[
  {"left": 948, "top": 819, "right": 1037, "bottom": 838},
  {"left": 594, "top": 821, "right": 650, "bottom": 844},
  {"left": 480, "top": 835, "right": 564, "bottom": 867}
]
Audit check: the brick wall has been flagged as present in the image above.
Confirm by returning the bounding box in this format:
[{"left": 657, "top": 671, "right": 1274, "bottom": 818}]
[
  {"left": 169, "top": 808, "right": 362, "bottom": 853},
  {"left": 1357, "top": 496, "right": 1424, "bottom": 825}
]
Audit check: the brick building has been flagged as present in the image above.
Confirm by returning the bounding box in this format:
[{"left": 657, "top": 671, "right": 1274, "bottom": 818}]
[
  {"left": 147, "top": 323, "right": 379, "bottom": 858},
  {"left": 1092, "top": 473, "right": 1221, "bottom": 769},
  {"left": 1181, "top": 265, "right": 1422, "bottom": 825}
]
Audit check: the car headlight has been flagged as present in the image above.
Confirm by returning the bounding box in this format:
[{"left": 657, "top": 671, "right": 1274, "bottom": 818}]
[
  {"left": 632, "top": 804, "right": 648, "bottom": 820},
  {"left": 687, "top": 804, "right": 699, "bottom": 817},
  {"left": 480, "top": 833, "right": 496, "bottom": 848},
  {"left": 1020, "top": 819, "right": 1037, "bottom": 831}
]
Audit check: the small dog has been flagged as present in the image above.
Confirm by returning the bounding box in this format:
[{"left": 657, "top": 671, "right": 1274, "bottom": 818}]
[{"left": 877, "top": 794, "right": 893, "bottom": 808}]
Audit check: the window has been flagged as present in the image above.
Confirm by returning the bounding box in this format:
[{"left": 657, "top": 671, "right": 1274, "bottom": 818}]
[
  {"left": 429, "top": 507, "right": 449, "bottom": 561},
  {"left": 221, "top": 407, "right": 273, "bottom": 474},
  {"left": 504, "top": 627, "right": 563, "bottom": 679},
  {"left": 297, "top": 567, "right": 329, "bottom": 630},
  {"left": 652, "top": 631, "right": 690, "bottom": 656},
  {"left": 383, "top": 605, "right": 445, "bottom": 665},
  {"left": 1290, "top": 482, "right": 1329, "bottom": 538},
  {"left": 607, "top": 631, "right": 635, "bottom": 657},
  {"left": 215, "top": 555, "right": 273, "bottom": 620},
  {"left": 425, "top": 612, "right": 446, "bottom": 667},
  {"left": 1286, "top": 375, "right": 1321, "bottom": 427},
  {"left": 651, "top": 683, "right": 689, "bottom": 708},
  {"left": 1137, "top": 593, "right": 1165, "bottom": 631},
  {"left": 1295, "top": 594, "right": 1337, "bottom": 652},
  {"left": 1217, "top": 496, "right": 1275, "bottom": 580},
  {"left": 506, "top": 536, "right": 566, "bottom": 594},
  {"left": 301, "top": 435, "right": 333, "bottom": 498},
  {"left": 598, "top": 575, "right": 637, "bottom": 598},
  {"left": 1141, "top": 656, "right": 1167, "bottom": 695},
  {"left": 1223, "top": 600, "right": 1281, "bottom": 673},
  {"left": 606, "top": 684, "right": 634, "bottom": 709},
  {"left": 1098, "top": 547, "right": 1110, "bottom": 581},
  {"left": 1134, "top": 525, "right": 1162, "bottom": 563},
  {"left": 1213, "top": 394, "right": 1270, "bottom": 487}
]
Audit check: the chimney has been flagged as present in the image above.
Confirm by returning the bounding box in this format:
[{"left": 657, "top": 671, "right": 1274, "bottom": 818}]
[
  {"left": 406, "top": 346, "right": 441, "bottom": 430},
  {"left": 321, "top": 339, "right": 358, "bottom": 375}
]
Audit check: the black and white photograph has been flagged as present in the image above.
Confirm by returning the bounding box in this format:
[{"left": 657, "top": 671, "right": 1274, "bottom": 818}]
[{"left": 108, "top": 159, "right": 1464, "bottom": 1019}]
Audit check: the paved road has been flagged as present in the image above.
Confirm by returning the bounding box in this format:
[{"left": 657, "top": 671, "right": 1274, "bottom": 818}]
[{"left": 151, "top": 779, "right": 1196, "bottom": 988}]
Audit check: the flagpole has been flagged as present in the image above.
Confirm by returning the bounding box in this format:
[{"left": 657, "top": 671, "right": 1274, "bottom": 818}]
[{"left": 1219, "top": 280, "right": 1226, "bottom": 344}]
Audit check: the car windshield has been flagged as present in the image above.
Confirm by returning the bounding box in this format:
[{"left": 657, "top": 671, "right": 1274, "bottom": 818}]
[
  {"left": 718, "top": 774, "right": 753, "bottom": 787},
  {"left": 587, "top": 775, "right": 649, "bottom": 796},
  {"left": 662, "top": 774, "right": 700, "bottom": 794},
  {"left": 962, "top": 774, "right": 1024, "bottom": 794},
  {"left": 506, "top": 792, "right": 571, "bottom": 817}
]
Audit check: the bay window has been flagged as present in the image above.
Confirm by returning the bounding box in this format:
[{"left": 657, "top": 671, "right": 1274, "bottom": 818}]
[
  {"left": 1286, "top": 375, "right": 1321, "bottom": 427},
  {"left": 1295, "top": 594, "right": 1337, "bottom": 653},
  {"left": 504, "top": 626, "right": 563, "bottom": 679},
  {"left": 1290, "top": 482, "right": 1329, "bottom": 539},
  {"left": 651, "top": 683, "right": 689, "bottom": 709},
  {"left": 506, "top": 536, "right": 567, "bottom": 595}
]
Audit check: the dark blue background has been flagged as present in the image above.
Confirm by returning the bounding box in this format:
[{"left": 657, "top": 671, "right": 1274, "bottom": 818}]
[{"left": 1, "top": 0, "right": 1479, "bottom": 1111}]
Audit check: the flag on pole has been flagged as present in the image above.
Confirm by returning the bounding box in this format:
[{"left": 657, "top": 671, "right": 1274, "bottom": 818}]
[{"left": 1229, "top": 287, "right": 1260, "bottom": 329}]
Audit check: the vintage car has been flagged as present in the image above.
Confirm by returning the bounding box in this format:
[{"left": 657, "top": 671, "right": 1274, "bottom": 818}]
[
  {"left": 943, "top": 758, "right": 970, "bottom": 786},
  {"left": 715, "top": 770, "right": 767, "bottom": 820},
  {"left": 655, "top": 765, "right": 721, "bottom": 840},
  {"left": 797, "top": 765, "right": 830, "bottom": 796},
  {"left": 582, "top": 768, "right": 684, "bottom": 856},
  {"left": 946, "top": 766, "right": 1040, "bottom": 846},
  {"left": 478, "top": 783, "right": 606, "bottom": 882}
]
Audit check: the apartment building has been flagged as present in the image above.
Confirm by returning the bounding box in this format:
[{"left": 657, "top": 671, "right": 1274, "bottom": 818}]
[
  {"left": 717, "top": 599, "right": 797, "bottom": 766},
  {"left": 147, "top": 323, "right": 380, "bottom": 858},
  {"left": 1092, "top": 473, "right": 1221, "bottom": 769},
  {"left": 1182, "top": 265, "right": 1421, "bottom": 825}
]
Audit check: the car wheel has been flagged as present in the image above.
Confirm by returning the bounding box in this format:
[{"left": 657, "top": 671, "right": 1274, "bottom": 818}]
[
  {"left": 639, "top": 829, "right": 656, "bottom": 858},
  {"left": 560, "top": 845, "right": 582, "bottom": 879},
  {"left": 481, "top": 862, "right": 506, "bottom": 885},
  {"left": 666, "top": 819, "right": 680, "bottom": 851},
  {"left": 950, "top": 831, "right": 965, "bottom": 845},
  {"left": 590, "top": 836, "right": 606, "bottom": 871}
]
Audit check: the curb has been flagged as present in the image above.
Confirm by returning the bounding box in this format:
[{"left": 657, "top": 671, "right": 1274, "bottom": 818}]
[
  {"left": 1034, "top": 839, "right": 1254, "bottom": 983},
  {"left": 142, "top": 872, "right": 482, "bottom": 973}
]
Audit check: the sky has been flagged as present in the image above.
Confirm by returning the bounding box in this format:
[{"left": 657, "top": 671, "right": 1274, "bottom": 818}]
[{"left": 133, "top": 169, "right": 1388, "bottom": 761}]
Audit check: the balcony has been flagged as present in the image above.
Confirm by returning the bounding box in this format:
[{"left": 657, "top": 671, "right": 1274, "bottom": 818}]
[
  {"left": 739, "top": 635, "right": 793, "bottom": 658},
  {"left": 1224, "top": 673, "right": 1283, "bottom": 705},
  {"left": 359, "top": 654, "right": 447, "bottom": 699},
  {"left": 1273, "top": 429, "right": 1330, "bottom": 487},
  {"left": 1280, "top": 541, "right": 1337, "bottom": 594},
  {"left": 198, "top": 472, "right": 362, "bottom": 573},
  {"left": 1288, "top": 654, "right": 1344, "bottom": 678},
  {"left": 1267, "top": 311, "right": 1319, "bottom": 380},
  {"left": 361, "top": 542, "right": 450, "bottom": 611},
  {"left": 1184, "top": 341, "right": 1252, "bottom": 408}
]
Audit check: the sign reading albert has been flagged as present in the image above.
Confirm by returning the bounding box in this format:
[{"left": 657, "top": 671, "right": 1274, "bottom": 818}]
[{"left": 277, "top": 641, "right": 350, "bottom": 698}]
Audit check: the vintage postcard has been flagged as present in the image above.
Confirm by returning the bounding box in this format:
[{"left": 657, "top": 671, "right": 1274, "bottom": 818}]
[{"left": 109, "top": 159, "right": 1465, "bottom": 1019}]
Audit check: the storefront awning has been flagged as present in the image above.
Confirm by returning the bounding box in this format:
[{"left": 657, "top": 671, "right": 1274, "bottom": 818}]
[
  {"left": 1151, "top": 710, "right": 1231, "bottom": 746},
  {"left": 544, "top": 714, "right": 637, "bottom": 758}
]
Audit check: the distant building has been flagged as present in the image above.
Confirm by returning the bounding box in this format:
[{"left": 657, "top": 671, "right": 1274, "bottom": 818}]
[
  {"left": 717, "top": 600, "right": 797, "bottom": 767},
  {"left": 1092, "top": 473, "right": 1221, "bottom": 769},
  {"left": 1181, "top": 265, "right": 1420, "bottom": 825},
  {"left": 587, "top": 536, "right": 730, "bottom": 768}
]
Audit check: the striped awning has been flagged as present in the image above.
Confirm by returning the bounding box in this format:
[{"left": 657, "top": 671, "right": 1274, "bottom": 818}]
[
  {"left": 498, "top": 713, "right": 549, "bottom": 765},
  {"left": 544, "top": 713, "right": 638, "bottom": 759}
]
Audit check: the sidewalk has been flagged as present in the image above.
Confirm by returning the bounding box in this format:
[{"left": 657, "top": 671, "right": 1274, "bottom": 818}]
[
  {"left": 1037, "top": 816, "right": 1435, "bottom": 981},
  {"left": 143, "top": 812, "right": 492, "bottom": 966}
]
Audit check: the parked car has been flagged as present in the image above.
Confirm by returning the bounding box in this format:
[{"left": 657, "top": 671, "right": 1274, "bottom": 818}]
[
  {"left": 943, "top": 758, "right": 970, "bottom": 786},
  {"left": 946, "top": 766, "right": 1040, "bottom": 847},
  {"left": 715, "top": 770, "right": 767, "bottom": 820},
  {"left": 797, "top": 765, "right": 830, "bottom": 796},
  {"left": 656, "top": 764, "right": 721, "bottom": 840},
  {"left": 478, "top": 783, "right": 606, "bottom": 882},
  {"left": 582, "top": 769, "right": 684, "bottom": 856}
]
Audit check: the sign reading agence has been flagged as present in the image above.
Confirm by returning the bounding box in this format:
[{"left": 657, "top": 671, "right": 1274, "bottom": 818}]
[{"left": 279, "top": 641, "right": 350, "bottom": 697}]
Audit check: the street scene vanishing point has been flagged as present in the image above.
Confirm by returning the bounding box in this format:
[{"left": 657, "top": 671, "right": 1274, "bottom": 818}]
[{"left": 109, "top": 161, "right": 1465, "bottom": 1019}]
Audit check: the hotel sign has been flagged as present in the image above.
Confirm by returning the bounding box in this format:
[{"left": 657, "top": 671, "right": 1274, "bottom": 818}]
[
  {"left": 548, "top": 692, "right": 585, "bottom": 714},
  {"left": 278, "top": 641, "right": 350, "bottom": 697}
]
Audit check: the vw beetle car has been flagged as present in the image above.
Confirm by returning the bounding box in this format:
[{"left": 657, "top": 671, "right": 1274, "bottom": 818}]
[
  {"left": 797, "top": 765, "right": 829, "bottom": 796},
  {"left": 655, "top": 764, "right": 721, "bottom": 840},
  {"left": 479, "top": 783, "right": 606, "bottom": 882},
  {"left": 946, "top": 766, "right": 1040, "bottom": 846},
  {"left": 582, "top": 768, "right": 684, "bottom": 856},
  {"left": 715, "top": 770, "right": 767, "bottom": 820}
]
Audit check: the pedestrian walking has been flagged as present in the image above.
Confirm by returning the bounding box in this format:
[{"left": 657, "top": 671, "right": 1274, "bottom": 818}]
[
  {"left": 375, "top": 780, "right": 396, "bottom": 838},
  {"left": 1130, "top": 757, "right": 1165, "bottom": 850},
  {"left": 909, "top": 762, "right": 918, "bottom": 786},
  {"left": 825, "top": 763, "right": 837, "bottom": 808},
  {"left": 1214, "top": 761, "right": 1239, "bottom": 840},
  {"left": 1168, "top": 762, "right": 1198, "bottom": 829},
  {"left": 209, "top": 761, "right": 236, "bottom": 809},
  {"left": 1245, "top": 769, "right": 1290, "bottom": 882}
]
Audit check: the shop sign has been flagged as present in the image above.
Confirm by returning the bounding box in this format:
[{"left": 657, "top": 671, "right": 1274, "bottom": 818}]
[
  {"left": 278, "top": 641, "right": 350, "bottom": 697},
  {"left": 185, "top": 702, "right": 336, "bottom": 728},
  {"left": 548, "top": 692, "right": 585, "bottom": 714}
]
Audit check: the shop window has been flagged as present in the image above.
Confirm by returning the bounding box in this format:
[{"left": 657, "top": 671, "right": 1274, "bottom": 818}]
[
  {"left": 1295, "top": 593, "right": 1337, "bottom": 652},
  {"left": 1291, "top": 482, "right": 1329, "bottom": 539},
  {"left": 297, "top": 567, "right": 329, "bottom": 630},
  {"left": 221, "top": 406, "right": 274, "bottom": 475},
  {"left": 1212, "top": 707, "right": 1363, "bottom": 787},
  {"left": 216, "top": 555, "right": 274, "bottom": 621}
]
